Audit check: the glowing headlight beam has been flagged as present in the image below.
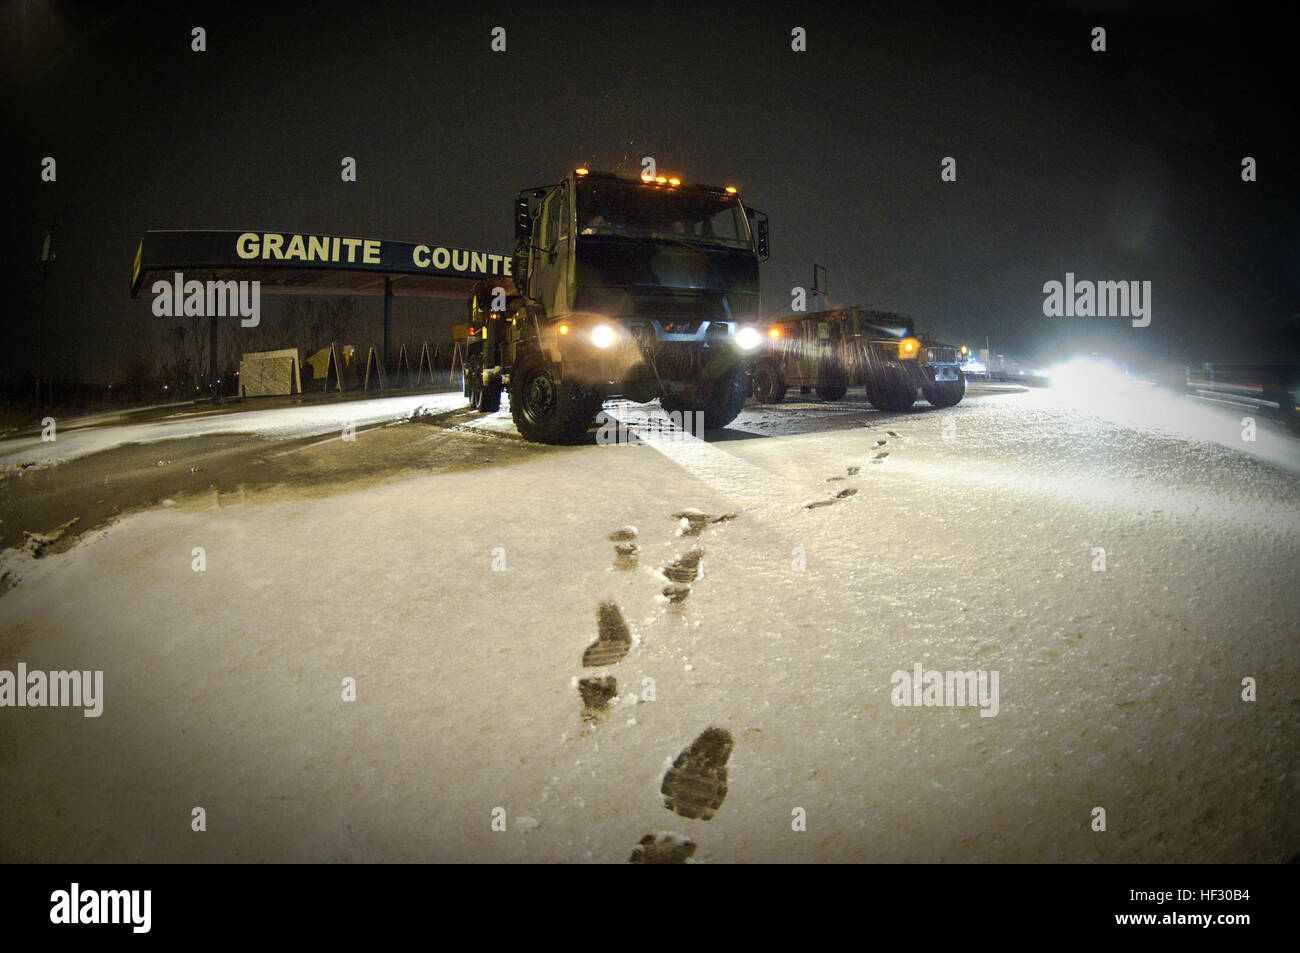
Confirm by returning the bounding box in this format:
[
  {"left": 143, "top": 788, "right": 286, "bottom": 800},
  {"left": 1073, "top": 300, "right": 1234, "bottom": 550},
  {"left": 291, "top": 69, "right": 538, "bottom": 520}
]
[
  {"left": 590, "top": 325, "right": 616, "bottom": 348},
  {"left": 735, "top": 326, "right": 761, "bottom": 351}
]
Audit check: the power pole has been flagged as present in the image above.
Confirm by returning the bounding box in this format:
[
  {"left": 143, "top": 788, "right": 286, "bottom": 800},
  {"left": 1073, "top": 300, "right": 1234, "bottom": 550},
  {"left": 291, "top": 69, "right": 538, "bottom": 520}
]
[{"left": 38, "top": 218, "right": 58, "bottom": 406}]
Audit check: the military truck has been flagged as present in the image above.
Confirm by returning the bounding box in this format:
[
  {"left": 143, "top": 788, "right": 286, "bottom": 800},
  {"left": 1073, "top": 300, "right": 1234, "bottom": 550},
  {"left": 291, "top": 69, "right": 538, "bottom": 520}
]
[
  {"left": 464, "top": 169, "right": 770, "bottom": 443},
  {"left": 749, "top": 307, "right": 966, "bottom": 411}
]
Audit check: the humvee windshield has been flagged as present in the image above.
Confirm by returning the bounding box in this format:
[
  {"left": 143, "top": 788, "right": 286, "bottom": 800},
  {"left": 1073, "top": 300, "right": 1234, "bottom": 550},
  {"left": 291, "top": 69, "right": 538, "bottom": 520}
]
[{"left": 576, "top": 179, "right": 752, "bottom": 251}]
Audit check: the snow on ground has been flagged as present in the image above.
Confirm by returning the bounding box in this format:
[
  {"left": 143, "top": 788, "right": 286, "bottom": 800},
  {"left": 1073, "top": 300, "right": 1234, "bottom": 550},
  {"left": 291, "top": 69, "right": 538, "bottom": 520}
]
[
  {"left": 0, "top": 389, "right": 1296, "bottom": 862},
  {"left": 0, "top": 393, "right": 462, "bottom": 471}
]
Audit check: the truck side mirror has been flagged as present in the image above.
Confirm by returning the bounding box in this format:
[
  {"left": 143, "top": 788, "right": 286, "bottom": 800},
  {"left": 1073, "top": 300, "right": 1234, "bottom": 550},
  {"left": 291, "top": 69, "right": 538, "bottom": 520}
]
[{"left": 515, "top": 197, "right": 532, "bottom": 243}]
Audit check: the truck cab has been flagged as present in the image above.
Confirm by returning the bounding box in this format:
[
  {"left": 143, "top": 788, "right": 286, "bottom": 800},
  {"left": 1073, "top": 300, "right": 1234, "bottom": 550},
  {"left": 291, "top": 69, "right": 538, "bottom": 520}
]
[{"left": 469, "top": 169, "right": 769, "bottom": 443}]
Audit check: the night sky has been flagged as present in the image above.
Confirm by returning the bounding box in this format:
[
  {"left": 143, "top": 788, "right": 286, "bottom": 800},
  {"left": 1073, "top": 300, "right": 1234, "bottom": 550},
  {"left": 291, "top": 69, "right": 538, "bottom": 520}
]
[{"left": 5, "top": 0, "right": 1298, "bottom": 384}]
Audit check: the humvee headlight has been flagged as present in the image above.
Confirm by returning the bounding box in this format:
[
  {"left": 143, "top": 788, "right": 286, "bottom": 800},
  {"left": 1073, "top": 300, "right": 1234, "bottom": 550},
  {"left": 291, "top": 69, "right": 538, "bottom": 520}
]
[
  {"left": 591, "top": 324, "right": 616, "bottom": 348},
  {"left": 735, "top": 326, "right": 762, "bottom": 351}
]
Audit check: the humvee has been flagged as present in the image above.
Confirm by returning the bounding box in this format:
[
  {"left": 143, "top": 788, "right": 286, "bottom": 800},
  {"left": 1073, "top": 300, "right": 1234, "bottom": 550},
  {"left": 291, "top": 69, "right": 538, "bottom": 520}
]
[{"left": 750, "top": 307, "right": 966, "bottom": 411}]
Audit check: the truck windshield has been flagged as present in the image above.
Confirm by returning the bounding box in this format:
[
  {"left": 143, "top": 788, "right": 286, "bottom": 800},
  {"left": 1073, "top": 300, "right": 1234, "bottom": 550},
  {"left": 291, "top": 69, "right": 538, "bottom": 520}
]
[{"left": 575, "top": 179, "right": 752, "bottom": 251}]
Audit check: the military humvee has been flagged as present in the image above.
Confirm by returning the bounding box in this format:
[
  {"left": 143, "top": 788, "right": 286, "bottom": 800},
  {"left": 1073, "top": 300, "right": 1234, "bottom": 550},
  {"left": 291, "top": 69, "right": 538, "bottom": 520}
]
[{"left": 750, "top": 307, "right": 966, "bottom": 411}]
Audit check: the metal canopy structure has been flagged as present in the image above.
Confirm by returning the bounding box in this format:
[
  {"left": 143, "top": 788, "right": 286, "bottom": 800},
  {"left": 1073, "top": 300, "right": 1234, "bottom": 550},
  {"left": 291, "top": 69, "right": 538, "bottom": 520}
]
[{"left": 130, "top": 230, "right": 516, "bottom": 399}]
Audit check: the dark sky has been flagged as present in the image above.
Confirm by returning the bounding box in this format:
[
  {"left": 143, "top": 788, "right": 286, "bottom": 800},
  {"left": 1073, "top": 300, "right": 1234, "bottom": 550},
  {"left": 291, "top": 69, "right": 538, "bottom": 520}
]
[{"left": 4, "top": 0, "right": 1298, "bottom": 383}]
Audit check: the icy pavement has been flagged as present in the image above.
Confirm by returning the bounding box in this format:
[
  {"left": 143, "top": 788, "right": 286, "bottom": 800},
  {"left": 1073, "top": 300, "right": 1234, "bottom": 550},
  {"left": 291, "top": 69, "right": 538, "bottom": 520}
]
[
  {"left": 0, "top": 389, "right": 1295, "bottom": 862},
  {"left": 0, "top": 392, "right": 465, "bottom": 471}
]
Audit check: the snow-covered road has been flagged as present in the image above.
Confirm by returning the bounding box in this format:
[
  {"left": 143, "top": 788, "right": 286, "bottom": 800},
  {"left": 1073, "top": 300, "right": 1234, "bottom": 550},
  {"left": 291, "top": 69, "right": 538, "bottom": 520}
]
[
  {"left": 0, "top": 392, "right": 463, "bottom": 470},
  {"left": 0, "top": 388, "right": 1296, "bottom": 863}
]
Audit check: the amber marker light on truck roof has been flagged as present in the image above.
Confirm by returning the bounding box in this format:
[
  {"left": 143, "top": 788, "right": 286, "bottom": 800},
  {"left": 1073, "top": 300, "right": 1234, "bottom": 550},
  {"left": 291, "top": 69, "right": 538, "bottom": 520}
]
[
  {"left": 575, "top": 168, "right": 589, "bottom": 175},
  {"left": 725, "top": 186, "right": 738, "bottom": 193},
  {"left": 668, "top": 177, "right": 680, "bottom": 186}
]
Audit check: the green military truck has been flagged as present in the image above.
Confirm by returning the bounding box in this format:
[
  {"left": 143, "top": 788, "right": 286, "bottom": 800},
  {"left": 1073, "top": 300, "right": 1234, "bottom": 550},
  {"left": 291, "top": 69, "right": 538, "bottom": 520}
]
[
  {"left": 466, "top": 168, "right": 770, "bottom": 443},
  {"left": 750, "top": 307, "right": 966, "bottom": 411}
]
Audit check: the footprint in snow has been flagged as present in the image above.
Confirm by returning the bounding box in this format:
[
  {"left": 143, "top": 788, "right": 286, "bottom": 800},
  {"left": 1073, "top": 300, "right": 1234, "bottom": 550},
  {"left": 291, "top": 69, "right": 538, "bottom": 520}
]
[
  {"left": 577, "top": 601, "right": 633, "bottom": 723},
  {"left": 608, "top": 525, "right": 639, "bottom": 571},
  {"left": 660, "top": 726, "right": 734, "bottom": 821},
  {"left": 672, "top": 509, "right": 738, "bottom": 538},
  {"left": 803, "top": 487, "right": 858, "bottom": 509},
  {"left": 629, "top": 834, "right": 696, "bottom": 864}
]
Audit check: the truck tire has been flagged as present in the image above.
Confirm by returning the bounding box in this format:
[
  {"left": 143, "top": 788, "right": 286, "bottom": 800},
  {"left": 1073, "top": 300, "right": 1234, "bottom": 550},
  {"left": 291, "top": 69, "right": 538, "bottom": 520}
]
[
  {"left": 922, "top": 369, "right": 966, "bottom": 408},
  {"left": 479, "top": 376, "right": 503, "bottom": 413},
  {"left": 815, "top": 384, "right": 847, "bottom": 401},
  {"left": 661, "top": 363, "right": 748, "bottom": 431},
  {"left": 509, "top": 350, "right": 600, "bottom": 444},
  {"left": 751, "top": 361, "right": 786, "bottom": 404},
  {"left": 866, "top": 365, "right": 916, "bottom": 412}
]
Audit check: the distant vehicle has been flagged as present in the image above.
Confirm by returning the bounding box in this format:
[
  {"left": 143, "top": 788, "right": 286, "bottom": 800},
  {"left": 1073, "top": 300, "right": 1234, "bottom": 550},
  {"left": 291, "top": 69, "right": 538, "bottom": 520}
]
[
  {"left": 961, "top": 356, "right": 988, "bottom": 380},
  {"left": 749, "top": 308, "right": 965, "bottom": 410}
]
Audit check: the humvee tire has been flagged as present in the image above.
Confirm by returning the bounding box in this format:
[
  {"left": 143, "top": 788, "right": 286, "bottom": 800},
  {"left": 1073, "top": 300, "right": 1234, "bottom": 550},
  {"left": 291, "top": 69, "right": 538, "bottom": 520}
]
[
  {"left": 751, "top": 361, "right": 787, "bottom": 404},
  {"left": 815, "top": 384, "right": 847, "bottom": 401},
  {"left": 509, "top": 349, "right": 601, "bottom": 444},
  {"left": 866, "top": 365, "right": 916, "bottom": 412},
  {"left": 922, "top": 369, "right": 966, "bottom": 408},
  {"left": 662, "top": 364, "right": 748, "bottom": 430}
]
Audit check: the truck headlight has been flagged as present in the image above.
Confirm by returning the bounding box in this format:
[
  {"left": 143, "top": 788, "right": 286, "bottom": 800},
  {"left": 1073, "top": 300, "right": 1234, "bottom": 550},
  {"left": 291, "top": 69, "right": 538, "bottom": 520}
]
[
  {"left": 735, "top": 326, "right": 761, "bottom": 351},
  {"left": 591, "top": 325, "right": 616, "bottom": 348}
]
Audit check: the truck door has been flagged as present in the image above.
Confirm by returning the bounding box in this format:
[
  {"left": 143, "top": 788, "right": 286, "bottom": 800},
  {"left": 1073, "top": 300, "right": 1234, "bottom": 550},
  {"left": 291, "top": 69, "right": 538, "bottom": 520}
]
[{"left": 531, "top": 183, "right": 570, "bottom": 319}]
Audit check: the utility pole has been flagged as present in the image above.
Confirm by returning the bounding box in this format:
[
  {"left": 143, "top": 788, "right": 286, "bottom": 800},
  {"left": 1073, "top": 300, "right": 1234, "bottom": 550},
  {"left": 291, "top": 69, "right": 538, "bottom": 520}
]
[{"left": 38, "top": 218, "right": 58, "bottom": 406}]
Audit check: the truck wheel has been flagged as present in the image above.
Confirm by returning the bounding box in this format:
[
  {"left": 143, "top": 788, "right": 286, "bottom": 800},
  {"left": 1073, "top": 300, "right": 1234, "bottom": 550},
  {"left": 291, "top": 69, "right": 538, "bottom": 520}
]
[
  {"left": 661, "top": 363, "right": 748, "bottom": 431},
  {"left": 479, "top": 376, "right": 503, "bottom": 413},
  {"left": 866, "top": 366, "right": 916, "bottom": 412},
  {"left": 752, "top": 361, "right": 786, "bottom": 404},
  {"left": 509, "top": 351, "right": 600, "bottom": 444},
  {"left": 815, "top": 384, "right": 847, "bottom": 401},
  {"left": 922, "top": 369, "right": 966, "bottom": 408}
]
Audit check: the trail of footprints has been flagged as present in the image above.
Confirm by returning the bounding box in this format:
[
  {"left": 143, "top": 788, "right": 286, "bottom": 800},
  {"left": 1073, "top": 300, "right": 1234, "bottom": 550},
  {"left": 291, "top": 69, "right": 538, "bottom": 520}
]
[
  {"left": 572, "top": 511, "right": 738, "bottom": 862},
  {"left": 802, "top": 431, "right": 899, "bottom": 509},
  {"left": 571, "top": 431, "right": 907, "bottom": 858}
]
